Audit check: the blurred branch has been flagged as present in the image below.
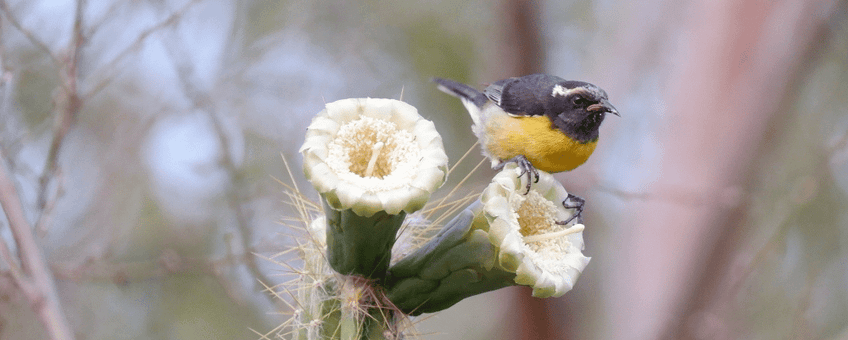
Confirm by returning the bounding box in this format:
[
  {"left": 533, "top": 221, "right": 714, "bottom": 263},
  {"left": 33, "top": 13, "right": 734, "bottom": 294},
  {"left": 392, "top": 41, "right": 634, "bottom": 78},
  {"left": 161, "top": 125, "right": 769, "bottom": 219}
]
[
  {"left": 36, "top": 0, "right": 87, "bottom": 215},
  {"left": 0, "top": 40, "right": 31, "bottom": 179},
  {"left": 35, "top": 169, "right": 63, "bottom": 237},
  {"left": 0, "top": 221, "right": 29, "bottom": 296},
  {"left": 668, "top": 0, "right": 839, "bottom": 338},
  {"left": 82, "top": 0, "right": 203, "bottom": 100},
  {"left": 0, "top": 1, "right": 88, "bottom": 338},
  {"left": 50, "top": 248, "right": 269, "bottom": 303},
  {"left": 0, "top": 0, "right": 60, "bottom": 64},
  {"left": 594, "top": 182, "right": 744, "bottom": 207},
  {"left": 0, "top": 149, "right": 74, "bottom": 340},
  {"left": 493, "top": 0, "right": 563, "bottom": 339},
  {"left": 492, "top": 0, "right": 543, "bottom": 79},
  {"left": 83, "top": 0, "right": 126, "bottom": 38},
  {"left": 578, "top": 0, "right": 845, "bottom": 338},
  {"left": 160, "top": 27, "right": 277, "bottom": 299},
  {"left": 826, "top": 128, "right": 848, "bottom": 155},
  {"left": 50, "top": 247, "right": 279, "bottom": 283},
  {"left": 36, "top": 0, "right": 202, "bottom": 235}
]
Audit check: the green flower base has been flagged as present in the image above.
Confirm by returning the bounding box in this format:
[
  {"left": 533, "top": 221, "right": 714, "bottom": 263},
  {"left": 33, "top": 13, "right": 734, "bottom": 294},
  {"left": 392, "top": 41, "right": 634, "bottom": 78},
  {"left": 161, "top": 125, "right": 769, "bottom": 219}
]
[{"left": 323, "top": 198, "right": 407, "bottom": 281}]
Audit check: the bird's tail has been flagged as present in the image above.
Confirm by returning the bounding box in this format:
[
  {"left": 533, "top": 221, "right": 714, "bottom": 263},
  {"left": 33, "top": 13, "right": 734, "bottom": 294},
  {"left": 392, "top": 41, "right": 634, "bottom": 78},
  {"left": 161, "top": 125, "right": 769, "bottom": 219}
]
[{"left": 432, "top": 77, "right": 488, "bottom": 109}]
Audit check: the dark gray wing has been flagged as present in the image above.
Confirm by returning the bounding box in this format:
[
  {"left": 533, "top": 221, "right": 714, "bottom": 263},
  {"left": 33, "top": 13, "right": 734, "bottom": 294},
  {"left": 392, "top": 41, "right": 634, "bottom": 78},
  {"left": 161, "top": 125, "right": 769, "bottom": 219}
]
[{"left": 483, "top": 74, "right": 565, "bottom": 116}]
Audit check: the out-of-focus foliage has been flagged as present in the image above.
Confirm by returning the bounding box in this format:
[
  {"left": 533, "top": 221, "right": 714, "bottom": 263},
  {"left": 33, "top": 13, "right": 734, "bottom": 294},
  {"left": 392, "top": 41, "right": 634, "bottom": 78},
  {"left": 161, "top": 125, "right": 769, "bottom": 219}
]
[{"left": 726, "top": 16, "right": 848, "bottom": 339}]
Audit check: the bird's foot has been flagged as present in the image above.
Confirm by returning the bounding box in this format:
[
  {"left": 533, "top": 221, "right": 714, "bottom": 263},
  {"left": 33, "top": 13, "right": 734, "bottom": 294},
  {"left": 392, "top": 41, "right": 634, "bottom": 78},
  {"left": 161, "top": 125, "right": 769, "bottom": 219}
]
[
  {"left": 556, "top": 193, "right": 585, "bottom": 225},
  {"left": 495, "top": 155, "right": 539, "bottom": 195}
]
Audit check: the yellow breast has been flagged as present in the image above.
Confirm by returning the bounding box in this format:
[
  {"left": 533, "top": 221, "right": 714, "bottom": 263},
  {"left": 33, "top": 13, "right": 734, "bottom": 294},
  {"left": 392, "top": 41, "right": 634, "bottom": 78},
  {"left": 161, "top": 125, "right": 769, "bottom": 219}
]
[{"left": 484, "top": 114, "right": 598, "bottom": 173}]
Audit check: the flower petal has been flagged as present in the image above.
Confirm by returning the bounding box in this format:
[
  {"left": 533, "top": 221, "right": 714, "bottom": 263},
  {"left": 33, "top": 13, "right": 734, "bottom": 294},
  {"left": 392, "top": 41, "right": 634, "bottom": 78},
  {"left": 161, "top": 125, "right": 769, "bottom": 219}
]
[
  {"left": 390, "top": 100, "right": 423, "bottom": 130},
  {"left": 324, "top": 98, "right": 361, "bottom": 123},
  {"left": 361, "top": 98, "right": 395, "bottom": 121},
  {"left": 333, "top": 180, "right": 366, "bottom": 210},
  {"left": 300, "top": 98, "right": 448, "bottom": 217}
]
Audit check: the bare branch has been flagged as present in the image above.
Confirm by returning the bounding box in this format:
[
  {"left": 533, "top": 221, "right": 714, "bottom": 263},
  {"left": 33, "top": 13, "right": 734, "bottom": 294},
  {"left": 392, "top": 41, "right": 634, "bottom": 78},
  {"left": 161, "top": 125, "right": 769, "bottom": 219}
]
[
  {"left": 0, "top": 149, "right": 74, "bottom": 340},
  {"left": 0, "top": 221, "right": 31, "bottom": 296},
  {"left": 0, "top": 0, "right": 60, "bottom": 64},
  {"left": 0, "top": 4, "right": 87, "bottom": 337}
]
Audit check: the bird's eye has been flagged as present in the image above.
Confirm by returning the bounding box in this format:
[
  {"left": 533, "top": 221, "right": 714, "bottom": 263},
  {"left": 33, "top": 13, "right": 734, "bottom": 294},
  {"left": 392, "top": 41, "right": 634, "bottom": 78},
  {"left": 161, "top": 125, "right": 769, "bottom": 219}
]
[{"left": 572, "top": 96, "right": 588, "bottom": 106}]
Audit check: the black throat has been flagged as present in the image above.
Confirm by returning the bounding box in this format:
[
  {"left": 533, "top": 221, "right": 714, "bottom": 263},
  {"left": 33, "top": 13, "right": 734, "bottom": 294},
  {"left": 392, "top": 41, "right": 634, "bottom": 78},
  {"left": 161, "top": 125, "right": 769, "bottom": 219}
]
[{"left": 553, "top": 112, "right": 603, "bottom": 143}]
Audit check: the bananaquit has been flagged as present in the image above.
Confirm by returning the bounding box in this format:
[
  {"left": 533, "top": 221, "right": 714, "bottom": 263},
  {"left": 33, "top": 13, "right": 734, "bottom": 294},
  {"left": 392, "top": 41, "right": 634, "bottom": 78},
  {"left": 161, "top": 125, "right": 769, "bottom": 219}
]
[{"left": 433, "top": 74, "right": 619, "bottom": 225}]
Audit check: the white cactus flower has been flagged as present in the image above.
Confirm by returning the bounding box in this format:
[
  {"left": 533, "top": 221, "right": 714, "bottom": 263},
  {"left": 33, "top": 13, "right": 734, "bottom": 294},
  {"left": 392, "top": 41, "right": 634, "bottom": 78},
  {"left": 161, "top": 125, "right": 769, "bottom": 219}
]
[
  {"left": 481, "top": 163, "right": 591, "bottom": 298},
  {"left": 300, "top": 98, "right": 449, "bottom": 217}
]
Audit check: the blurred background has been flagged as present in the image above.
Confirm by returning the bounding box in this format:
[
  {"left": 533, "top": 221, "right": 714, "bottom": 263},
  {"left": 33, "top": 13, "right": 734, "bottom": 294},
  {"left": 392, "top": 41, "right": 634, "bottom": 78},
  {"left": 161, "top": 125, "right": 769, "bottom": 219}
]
[{"left": 0, "top": 0, "right": 846, "bottom": 339}]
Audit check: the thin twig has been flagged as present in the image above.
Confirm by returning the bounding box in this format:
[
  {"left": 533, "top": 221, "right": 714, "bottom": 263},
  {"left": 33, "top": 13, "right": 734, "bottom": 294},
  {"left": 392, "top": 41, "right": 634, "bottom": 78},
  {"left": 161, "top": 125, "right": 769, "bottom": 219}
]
[
  {"left": 83, "top": 0, "right": 127, "bottom": 38},
  {"left": 0, "top": 0, "right": 60, "bottom": 64},
  {"left": 35, "top": 0, "right": 87, "bottom": 212},
  {"left": 34, "top": 168, "right": 63, "bottom": 237},
  {"left": 81, "top": 0, "right": 203, "bottom": 100}
]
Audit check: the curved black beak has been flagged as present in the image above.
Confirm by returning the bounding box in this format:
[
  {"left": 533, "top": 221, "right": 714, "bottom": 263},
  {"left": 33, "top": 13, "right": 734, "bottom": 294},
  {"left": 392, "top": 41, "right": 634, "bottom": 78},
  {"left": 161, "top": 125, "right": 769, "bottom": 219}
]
[
  {"left": 588, "top": 99, "right": 620, "bottom": 116},
  {"left": 601, "top": 99, "right": 620, "bottom": 116}
]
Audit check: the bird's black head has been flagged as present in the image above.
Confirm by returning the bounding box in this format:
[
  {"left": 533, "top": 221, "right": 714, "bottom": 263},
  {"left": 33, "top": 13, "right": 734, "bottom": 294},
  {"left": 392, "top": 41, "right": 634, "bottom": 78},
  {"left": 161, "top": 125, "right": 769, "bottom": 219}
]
[{"left": 546, "top": 81, "right": 619, "bottom": 143}]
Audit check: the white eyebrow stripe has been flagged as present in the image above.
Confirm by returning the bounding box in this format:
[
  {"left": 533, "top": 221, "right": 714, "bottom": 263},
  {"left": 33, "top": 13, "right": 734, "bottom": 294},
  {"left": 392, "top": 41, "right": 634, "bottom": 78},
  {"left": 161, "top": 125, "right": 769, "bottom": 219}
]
[{"left": 552, "top": 84, "right": 577, "bottom": 97}]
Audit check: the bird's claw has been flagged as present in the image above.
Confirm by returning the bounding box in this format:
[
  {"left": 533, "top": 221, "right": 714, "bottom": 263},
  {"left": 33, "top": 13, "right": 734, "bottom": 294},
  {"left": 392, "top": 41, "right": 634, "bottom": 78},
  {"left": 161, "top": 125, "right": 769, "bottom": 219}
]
[
  {"left": 556, "top": 193, "right": 585, "bottom": 225},
  {"left": 516, "top": 157, "right": 539, "bottom": 194},
  {"left": 495, "top": 155, "right": 538, "bottom": 194}
]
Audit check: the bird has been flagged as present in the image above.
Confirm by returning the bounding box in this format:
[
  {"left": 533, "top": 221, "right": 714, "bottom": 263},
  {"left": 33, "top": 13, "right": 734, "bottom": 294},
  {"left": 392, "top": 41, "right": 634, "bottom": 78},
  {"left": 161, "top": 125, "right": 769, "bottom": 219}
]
[{"left": 433, "top": 74, "right": 619, "bottom": 225}]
